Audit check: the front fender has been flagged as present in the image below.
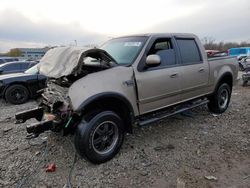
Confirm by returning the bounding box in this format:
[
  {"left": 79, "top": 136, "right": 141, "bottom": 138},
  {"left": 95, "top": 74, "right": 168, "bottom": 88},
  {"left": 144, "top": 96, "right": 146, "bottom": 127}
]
[{"left": 68, "top": 66, "right": 139, "bottom": 116}]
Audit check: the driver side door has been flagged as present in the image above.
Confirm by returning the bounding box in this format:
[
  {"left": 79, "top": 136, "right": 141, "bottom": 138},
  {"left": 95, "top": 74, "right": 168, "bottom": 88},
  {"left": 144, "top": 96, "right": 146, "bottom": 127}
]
[{"left": 134, "top": 37, "right": 183, "bottom": 114}]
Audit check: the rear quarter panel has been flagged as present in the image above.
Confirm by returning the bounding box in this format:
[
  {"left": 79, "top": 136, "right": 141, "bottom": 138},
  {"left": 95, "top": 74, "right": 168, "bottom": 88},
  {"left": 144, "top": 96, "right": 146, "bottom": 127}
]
[{"left": 208, "top": 56, "right": 238, "bottom": 93}]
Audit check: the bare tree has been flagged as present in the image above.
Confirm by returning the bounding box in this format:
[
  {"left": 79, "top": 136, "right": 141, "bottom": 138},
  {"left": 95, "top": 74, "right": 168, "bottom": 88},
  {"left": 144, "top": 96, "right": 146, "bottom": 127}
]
[{"left": 201, "top": 37, "right": 250, "bottom": 51}]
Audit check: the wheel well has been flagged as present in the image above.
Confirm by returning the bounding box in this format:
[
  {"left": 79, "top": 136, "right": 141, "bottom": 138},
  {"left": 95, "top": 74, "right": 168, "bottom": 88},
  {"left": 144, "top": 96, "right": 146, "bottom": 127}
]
[
  {"left": 81, "top": 97, "right": 134, "bottom": 133},
  {"left": 217, "top": 73, "right": 233, "bottom": 91},
  {"left": 3, "top": 82, "right": 30, "bottom": 99}
]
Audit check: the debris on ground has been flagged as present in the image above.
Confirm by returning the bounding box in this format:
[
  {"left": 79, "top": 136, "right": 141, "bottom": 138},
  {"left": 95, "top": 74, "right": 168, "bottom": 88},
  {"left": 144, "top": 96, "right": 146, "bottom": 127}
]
[
  {"left": 204, "top": 175, "right": 218, "bottom": 181},
  {"left": 154, "top": 144, "right": 175, "bottom": 151},
  {"left": 35, "top": 151, "right": 41, "bottom": 156},
  {"left": 176, "top": 177, "right": 186, "bottom": 188},
  {"left": 46, "top": 163, "right": 56, "bottom": 172},
  {"left": 0, "top": 83, "right": 249, "bottom": 187},
  {"left": 3, "top": 127, "right": 12, "bottom": 132}
]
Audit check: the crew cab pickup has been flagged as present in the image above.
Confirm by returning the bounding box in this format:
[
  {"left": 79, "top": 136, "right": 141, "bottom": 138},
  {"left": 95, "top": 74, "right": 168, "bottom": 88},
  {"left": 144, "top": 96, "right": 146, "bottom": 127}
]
[{"left": 16, "top": 33, "right": 238, "bottom": 164}]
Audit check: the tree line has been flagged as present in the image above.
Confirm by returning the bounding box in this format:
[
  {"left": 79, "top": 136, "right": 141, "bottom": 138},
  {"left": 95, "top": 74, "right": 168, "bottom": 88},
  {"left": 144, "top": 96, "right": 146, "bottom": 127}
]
[
  {"left": 201, "top": 37, "right": 250, "bottom": 51},
  {"left": 0, "top": 48, "right": 21, "bottom": 57}
]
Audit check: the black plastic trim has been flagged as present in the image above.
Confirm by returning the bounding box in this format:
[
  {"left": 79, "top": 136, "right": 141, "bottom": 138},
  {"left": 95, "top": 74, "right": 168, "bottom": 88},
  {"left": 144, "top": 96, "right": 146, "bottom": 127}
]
[
  {"left": 213, "top": 72, "right": 233, "bottom": 94},
  {"left": 78, "top": 92, "right": 135, "bottom": 125}
]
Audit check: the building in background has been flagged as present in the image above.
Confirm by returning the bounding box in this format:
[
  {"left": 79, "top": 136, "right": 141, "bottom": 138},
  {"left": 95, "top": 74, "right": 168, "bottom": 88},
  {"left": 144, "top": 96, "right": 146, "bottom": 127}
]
[{"left": 18, "top": 47, "right": 51, "bottom": 59}]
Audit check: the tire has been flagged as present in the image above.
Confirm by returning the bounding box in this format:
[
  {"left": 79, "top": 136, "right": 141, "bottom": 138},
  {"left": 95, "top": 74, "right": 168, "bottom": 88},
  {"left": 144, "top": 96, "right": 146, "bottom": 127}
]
[
  {"left": 5, "top": 84, "right": 29, "bottom": 104},
  {"left": 208, "top": 83, "right": 231, "bottom": 114},
  {"left": 242, "top": 80, "right": 248, "bottom": 87},
  {"left": 74, "top": 111, "right": 125, "bottom": 164}
]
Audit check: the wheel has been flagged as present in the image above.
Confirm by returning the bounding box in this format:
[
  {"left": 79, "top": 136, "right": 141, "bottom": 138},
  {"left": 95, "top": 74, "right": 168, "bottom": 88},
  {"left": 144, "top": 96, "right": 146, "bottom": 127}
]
[
  {"left": 5, "top": 84, "right": 29, "bottom": 104},
  {"left": 242, "top": 80, "right": 248, "bottom": 87},
  {"left": 74, "top": 111, "right": 125, "bottom": 164},
  {"left": 208, "top": 83, "right": 231, "bottom": 114}
]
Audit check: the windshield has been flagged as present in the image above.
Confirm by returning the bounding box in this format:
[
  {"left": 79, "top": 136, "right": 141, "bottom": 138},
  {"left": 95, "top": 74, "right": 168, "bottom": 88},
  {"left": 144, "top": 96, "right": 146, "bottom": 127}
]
[
  {"left": 25, "top": 64, "right": 38, "bottom": 74},
  {"left": 101, "top": 36, "right": 148, "bottom": 65}
]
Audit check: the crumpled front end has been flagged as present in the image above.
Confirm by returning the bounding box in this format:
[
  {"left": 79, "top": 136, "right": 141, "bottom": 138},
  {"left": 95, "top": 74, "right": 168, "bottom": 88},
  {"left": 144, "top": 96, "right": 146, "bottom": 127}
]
[
  {"left": 15, "top": 80, "right": 80, "bottom": 137},
  {"left": 15, "top": 46, "right": 119, "bottom": 137}
]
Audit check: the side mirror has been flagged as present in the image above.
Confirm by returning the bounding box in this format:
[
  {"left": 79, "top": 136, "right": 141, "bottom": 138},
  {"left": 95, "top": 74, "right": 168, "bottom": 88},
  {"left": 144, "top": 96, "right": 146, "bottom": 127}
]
[{"left": 145, "top": 55, "right": 161, "bottom": 67}]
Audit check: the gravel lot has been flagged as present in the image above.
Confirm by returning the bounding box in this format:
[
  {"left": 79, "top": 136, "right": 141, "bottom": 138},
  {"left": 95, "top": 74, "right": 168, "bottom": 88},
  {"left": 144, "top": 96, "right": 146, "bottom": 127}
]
[{"left": 0, "top": 81, "right": 249, "bottom": 188}]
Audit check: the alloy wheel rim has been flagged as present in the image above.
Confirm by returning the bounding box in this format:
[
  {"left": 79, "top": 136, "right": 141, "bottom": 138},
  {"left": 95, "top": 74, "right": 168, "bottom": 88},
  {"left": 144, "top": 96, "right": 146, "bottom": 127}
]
[
  {"left": 219, "top": 88, "right": 229, "bottom": 109},
  {"left": 92, "top": 121, "right": 119, "bottom": 155},
  {"left": 10, "top": 88, "right": 25, "bottom": 101}
]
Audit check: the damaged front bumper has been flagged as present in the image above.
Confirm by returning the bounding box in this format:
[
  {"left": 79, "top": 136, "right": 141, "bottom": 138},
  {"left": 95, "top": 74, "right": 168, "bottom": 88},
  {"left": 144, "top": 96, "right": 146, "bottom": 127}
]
[
  {"left": 16, "top": 107, "right": 44, "bottom": 123},
  {"left": 15, "top": 81, "right": 81, "bottom": 138},
  {"left": 15, "top": 104, "right": 79, "bottom": 138},
  {"left": 15, "top": 107, "right": 62, "bottom": 136}
]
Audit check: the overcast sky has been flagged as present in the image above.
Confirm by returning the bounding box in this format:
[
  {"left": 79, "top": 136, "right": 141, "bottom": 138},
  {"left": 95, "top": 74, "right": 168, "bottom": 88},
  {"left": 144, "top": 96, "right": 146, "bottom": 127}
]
[{"left": 0, "top": 0, "right": 249, "bottom": 52}]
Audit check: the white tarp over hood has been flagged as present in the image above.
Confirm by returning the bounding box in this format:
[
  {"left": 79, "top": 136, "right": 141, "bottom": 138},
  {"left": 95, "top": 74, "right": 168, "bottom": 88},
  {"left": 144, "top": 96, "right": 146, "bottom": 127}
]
[
  {"left": 38, "top": 47, "right": 91, "bottom": 78},
  {"left": 38, "top": 47, "right": 117, "bottom": 78}
]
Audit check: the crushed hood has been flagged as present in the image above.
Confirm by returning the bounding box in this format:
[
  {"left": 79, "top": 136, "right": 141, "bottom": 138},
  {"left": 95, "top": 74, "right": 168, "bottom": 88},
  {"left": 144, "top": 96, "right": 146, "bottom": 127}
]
[{"left": 38, "top": 47, "right": 116, "bottom": 78}]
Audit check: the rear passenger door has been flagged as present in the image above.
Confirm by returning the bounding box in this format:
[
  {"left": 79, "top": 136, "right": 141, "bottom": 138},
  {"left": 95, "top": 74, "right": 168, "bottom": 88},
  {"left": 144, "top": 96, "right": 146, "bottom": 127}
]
[
  {"left": 135, "top": 37, "right": 183, "bottom": 114},
  {"left": 175, "top": 38, "right": 209, "bottom": 101}
]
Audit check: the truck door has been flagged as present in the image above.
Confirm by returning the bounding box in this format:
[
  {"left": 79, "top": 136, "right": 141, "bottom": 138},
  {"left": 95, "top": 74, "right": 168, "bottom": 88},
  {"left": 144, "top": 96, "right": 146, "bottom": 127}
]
[
  {"left": 134, "top": 37, "right": 183, "bottom": 114},
  {"left": 175, "top": 38, "right": 209, "bottom": 100}
]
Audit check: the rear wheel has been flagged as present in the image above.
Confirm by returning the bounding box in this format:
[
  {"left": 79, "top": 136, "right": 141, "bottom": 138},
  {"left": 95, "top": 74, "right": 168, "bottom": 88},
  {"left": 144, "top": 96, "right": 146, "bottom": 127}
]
[
  {"left": 5, "top": 84, "right": 29, "bottom": 104},
  {"left": 74, "top": 111, "right": 125, "bottom": 164},
  {"left": 208, "top": 83, "right": 231, "bottom": 114}
]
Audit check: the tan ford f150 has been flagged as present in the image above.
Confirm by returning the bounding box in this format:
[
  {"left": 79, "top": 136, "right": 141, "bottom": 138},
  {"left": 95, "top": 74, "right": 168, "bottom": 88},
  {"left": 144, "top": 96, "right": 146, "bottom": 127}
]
[{"left": 16, "top": 33, "right": 238, "bottom": 164}]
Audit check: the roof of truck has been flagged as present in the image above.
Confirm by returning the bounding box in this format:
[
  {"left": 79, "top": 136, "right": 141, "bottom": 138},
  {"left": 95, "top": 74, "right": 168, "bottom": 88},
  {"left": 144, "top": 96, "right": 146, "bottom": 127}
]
[{"left": 115, "top": 33, "right": 197, "bottom": 38}]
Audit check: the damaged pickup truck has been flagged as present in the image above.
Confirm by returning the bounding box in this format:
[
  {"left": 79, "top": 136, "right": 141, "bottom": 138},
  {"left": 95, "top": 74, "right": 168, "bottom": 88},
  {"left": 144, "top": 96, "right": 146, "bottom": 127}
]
[{"left": 16, "top": 33, "right": 238, "bottom": 164}]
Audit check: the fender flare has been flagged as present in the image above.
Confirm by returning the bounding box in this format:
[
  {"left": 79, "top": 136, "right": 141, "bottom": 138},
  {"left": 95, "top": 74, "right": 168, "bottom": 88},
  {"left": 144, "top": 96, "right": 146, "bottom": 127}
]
[
  {"left": 213, "top": 72, "right": 233, "bottom": 94},
  {"left": 77, "top": 92, "right": 135, "bottom": 132}
]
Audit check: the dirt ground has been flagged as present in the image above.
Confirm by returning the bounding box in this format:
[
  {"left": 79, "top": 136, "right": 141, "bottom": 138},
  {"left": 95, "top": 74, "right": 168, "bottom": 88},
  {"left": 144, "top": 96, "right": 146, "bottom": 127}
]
[{"left": 0, "top": 82, "right": 249, "bottom": 188}]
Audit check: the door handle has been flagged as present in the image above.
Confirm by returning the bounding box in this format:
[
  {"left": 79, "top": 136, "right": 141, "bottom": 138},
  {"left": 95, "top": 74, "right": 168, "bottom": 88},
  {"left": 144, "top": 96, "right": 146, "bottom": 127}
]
[
  {"left": 170, "top": 73, "right": 178, "bottom": 78},
  {"left": 198, "top": 68, "right": 205, "bottom": 73}
]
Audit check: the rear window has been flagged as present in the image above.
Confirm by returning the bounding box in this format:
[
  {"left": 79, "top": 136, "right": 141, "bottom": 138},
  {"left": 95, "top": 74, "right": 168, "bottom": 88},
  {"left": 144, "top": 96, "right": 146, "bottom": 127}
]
[{"left": 176, "top": 39, "right": 202, "bottom": 64}]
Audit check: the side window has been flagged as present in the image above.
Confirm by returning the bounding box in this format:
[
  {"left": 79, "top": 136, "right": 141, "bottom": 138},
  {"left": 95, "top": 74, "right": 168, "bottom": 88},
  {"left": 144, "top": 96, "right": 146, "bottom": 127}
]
[
  {"left": 4, "top": 63, "right": 20, "bottom": 71},
  {"left": 20, "top": 63, "right": 29, "bottom": 69},
  {"left": 28, "top": 63, "right": 36, "bottom": 68},
  {"left": 176, "top": 39, "right": 202, "bottom": 64},
  {"left": 148, "top": 38, "right": 176, "bottom": 67}
]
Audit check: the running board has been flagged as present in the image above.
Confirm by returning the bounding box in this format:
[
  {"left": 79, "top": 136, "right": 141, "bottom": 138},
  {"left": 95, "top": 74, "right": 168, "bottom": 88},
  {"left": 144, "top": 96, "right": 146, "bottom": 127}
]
[{"left": 138, "top": 99, "right": 208, "bottom": 126}]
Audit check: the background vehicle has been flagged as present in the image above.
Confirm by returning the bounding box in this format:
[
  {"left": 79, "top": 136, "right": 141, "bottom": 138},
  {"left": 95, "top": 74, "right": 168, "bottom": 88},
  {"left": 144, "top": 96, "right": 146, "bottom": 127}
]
[
  {"left": 239, "top": 57, "right": 250, "bottom": 86},
  {"left": 205, "top": 50, "right": 219, "bottom": 57},
  {"left": 209, "top": 51, "right": 228, "bottom": 58},
  {"left": 16, "top": 33, "right": 238, "bottom": 164},
  {"left": 238, "top": 56, "right": 250, "bottom": 70},
  {"left": 0, "top": 61, "right": 37, "bottom": 75},
  {"left": 229, "top": 47, "right": 250, "bottom": 57},
  {"left": 0, "top": 57, "right": 19, "bottom": 64},
  {"left": 0, "top": 65, "right": 47, "bottom": 104}
]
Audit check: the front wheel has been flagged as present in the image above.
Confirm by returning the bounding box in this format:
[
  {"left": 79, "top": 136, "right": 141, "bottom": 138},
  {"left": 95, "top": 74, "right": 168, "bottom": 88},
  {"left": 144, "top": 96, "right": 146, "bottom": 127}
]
[
  {"left": 74, "top": 111, "right": 125, "bottom": 164},
  {"left": 208, "top": 83, "right": 231, "bottom": 114},
  {"left": 5, "top": 84, "right": 29, "bottom": 104}
]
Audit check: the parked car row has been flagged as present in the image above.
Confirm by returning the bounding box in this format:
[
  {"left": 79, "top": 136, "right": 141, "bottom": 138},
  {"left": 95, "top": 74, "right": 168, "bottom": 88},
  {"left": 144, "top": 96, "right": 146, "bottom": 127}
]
[
  {"left": 0, "top": 57, "right": 19, "bottom": 64},
  {"left": 0, "top": 64, "right": 47, "bottom": 104},
  {"left": 0, "top": 61, "right": 37, "bottom": 75}
]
